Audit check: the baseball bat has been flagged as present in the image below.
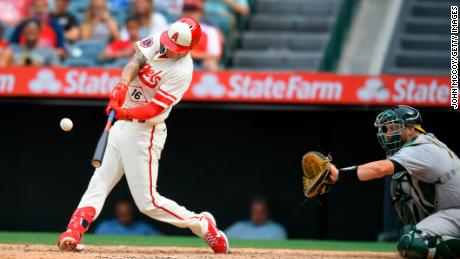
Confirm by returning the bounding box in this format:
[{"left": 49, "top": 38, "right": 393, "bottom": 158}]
[{"left": 91, "top": 110, "right": 116, "bottom": 168}]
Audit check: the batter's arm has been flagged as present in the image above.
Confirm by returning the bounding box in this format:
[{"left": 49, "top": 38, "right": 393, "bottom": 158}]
[
  {"left": 119, "top": 49, "right": 147, "bottom": 85},
  {"left": 329, "top": 159, "right": 397, "bottom": 182}
]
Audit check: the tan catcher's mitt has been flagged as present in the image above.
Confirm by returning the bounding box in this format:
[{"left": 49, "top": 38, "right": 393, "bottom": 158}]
[{"left": 302, "top": 151, "right": 334, "bottom": 199}]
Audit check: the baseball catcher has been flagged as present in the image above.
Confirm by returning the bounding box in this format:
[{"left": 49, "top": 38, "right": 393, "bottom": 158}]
[{"left": 302, "top": 105, "right": 460, "bottom": 259}]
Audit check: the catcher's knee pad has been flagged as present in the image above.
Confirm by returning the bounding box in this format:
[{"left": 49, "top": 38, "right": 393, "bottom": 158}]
[{"left": 397, "top": 225, "right": 460, "bottom": 259}]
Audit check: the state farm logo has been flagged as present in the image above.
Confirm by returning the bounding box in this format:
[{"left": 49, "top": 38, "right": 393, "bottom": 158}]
[
  {"left": 228, "top": 75, "right": 342, "bottom": 100},
  {"left": 357, "top": 78, "right": 390, "bottom": 101},
  {"left": 356, "top": 77, "right": 450, "bottom": 104},
  {"left": 392, "top": 78, "right": 450, "bottom": 103},
  {"left": 192, "top": 73, "right": 226, "bottom": 97},
  {"left": 138, "top": 64, "right": 162, "bottom": 89},
  {"left": 28, "top": 69, "right": 119, "bottom": 95},
  {"left": 29, "top": 69, "right": 62, "bottom": 93},
  {"left": 190, "top": 73, "right": 342, "bottom": 101}
]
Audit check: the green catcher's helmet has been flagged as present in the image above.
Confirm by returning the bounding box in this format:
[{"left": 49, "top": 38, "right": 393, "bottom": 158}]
[{"left": 374, "top": 105, "right": 426, "bottom": 156}]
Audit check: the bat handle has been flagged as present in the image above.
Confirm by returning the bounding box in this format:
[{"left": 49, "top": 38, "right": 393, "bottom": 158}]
[
  {"left": 91, "top": 110, "right": 117, "bottom": 168},
  {"left": 108, "top": 109, "right": 115, "bottom": 122},
  {"left": 103, "top": 110, "right": 116, "bottom": 131}
]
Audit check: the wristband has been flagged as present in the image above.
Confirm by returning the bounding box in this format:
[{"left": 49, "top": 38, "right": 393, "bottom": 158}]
[{"left": 338, "top": 166, "right": 359, "bottom": 182}]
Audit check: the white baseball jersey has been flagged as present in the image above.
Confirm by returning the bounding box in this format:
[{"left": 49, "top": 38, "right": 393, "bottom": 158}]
[
  {"left": 76, "top": 34, "right": 212, "bottom": 240},
  {"left": 122, "top": 34, "right": 193, "bottom": 125}
]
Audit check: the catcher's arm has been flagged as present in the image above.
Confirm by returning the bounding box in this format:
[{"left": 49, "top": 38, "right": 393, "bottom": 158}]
[
  {"left": 302, "top": 152, "right": 399, "bottom": 199},
  {"left": 329, "top": 159, "right": 397, "bottom": 182}
]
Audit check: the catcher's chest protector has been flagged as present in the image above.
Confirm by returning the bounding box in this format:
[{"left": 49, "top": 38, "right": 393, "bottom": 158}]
[{"left": 390, "top": 171, "right": 438, "bottom": 225}]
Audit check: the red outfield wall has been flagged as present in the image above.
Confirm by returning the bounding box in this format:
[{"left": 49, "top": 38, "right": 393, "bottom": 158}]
[{"left": 0, "top": 67, "right": 453, "bottom": 107}]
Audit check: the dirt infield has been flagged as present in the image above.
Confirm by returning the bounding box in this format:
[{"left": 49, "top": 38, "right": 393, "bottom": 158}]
[{"left": 0, "top": 244, "right": 399, "bottom": 259}]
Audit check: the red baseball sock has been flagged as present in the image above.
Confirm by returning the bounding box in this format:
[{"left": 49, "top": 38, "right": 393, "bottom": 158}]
[{"left": 66, "top": 207, "right": 96, "bottom": 240}]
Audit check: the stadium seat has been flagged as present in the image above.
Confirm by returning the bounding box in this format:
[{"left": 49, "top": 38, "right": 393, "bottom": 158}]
[
  {"left": 63, "top": 57, "right": 96, "bottom": 67},
  {"left": 383, "top": 0, "right": 450, "bottom": 75},
  {"left": 405, "top": 18, "right": 449, "bottom": 35},
  {"left": 104, "top": 58, "right": 130, "bottom": 68},
  {"left": 68, "top": 40, "right": 105, "bottom": 60},
  {"left": 110, "top": 10, "right": 127, "bottom": 28},
  {"left": 73, "top": 11, "right": 86, "bottom": 24},
  {"left": 395, "top": 50, "right": 449, "bottom": 69},
  {"left": 255, "top": 0, "right": 339, "bottom": 15},
  {"left": 411, "top": 2, "right": 450, "bottom": 18},
  {"left": 7, "top": 44, "right": 23, "bottom": 53},
  {"left": 68, "top": 0, "right": 90, "bottom": 14},
  {"left": 240, "top": 32, "right": 328, "bottom": 51},
  {"left": 400, "top": 35, "right": 448, "bottom": 51},
  {"left": 73, "top": 40, "right": 105, "bottom": 53},
  {"left": 2, "top": 23, "right": 13, "bottom": 40},
  {"left": 249, "top": 15, "right": 333, "bottom": 32},
  {"left": 233, "top": 50, "right": 321, "bottom": 70},
  {"left": 230, "top": 0, "right": 341, "bottom": 71}
]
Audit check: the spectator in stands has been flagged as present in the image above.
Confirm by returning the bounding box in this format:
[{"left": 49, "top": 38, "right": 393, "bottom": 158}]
[
  {"left": 0, "top": 24, "right": 8, "bottom": 51},
  {"left": 0, "top": 0, "right": 33, "bottom": 26},
  {"left": 225, "top": 196, "right": 287, "bottom": 240},
  {"left": 50, "top": 0, "right": 80, "bottom": 43},
  {"left": 1, "top": 20, "right": 60, "bottom": 66},
  {"left": 155, "top": 0, "right": 184, "bottom": 23},
  {"left": 203, "top": 0, "right": 249, "bottom": 37},
  {"left": 95, "top": 200, "right": 160, "bottom": 235},
  {"left": 120, "top": 0, "right": 168, "bottom": 41},
  {"left": 182, "top": 0, "right": 223, "bottom": 71},
  {"left": 100, "top": 16, "right": 140, "bottom": 61},
  {"left": 0, "top": 23, "right": 10, "bottom": 67},
  {"left": 10, "top": 0, "right": 66, "bottom": 57},
  {"left": 81, "top": 0, "right": 120, "bottom": 44}
]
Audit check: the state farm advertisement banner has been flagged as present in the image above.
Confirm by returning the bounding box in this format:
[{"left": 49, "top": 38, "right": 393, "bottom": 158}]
[{"left": 0, "top": 67, "right": 452, "bottom": 107}]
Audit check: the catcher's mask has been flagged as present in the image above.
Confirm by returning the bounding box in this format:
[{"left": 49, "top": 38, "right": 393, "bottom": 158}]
[{"left": 374, "top": 105, "right": 426, "bottom": 156}]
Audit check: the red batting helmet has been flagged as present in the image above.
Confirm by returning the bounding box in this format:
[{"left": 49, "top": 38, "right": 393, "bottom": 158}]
[{"left": 160, "top": 17, "right": 202, "bottom": 54}]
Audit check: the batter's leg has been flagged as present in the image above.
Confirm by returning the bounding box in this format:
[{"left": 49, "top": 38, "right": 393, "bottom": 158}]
[
  {"left": 77, "top": 144, "right": 125, "bottom": 217},
  {"left": 119, "top": 123, "right": 228, "bottom": 253},
  {"left": 58, "top": 123, "right": 125, "bottom": 251}
]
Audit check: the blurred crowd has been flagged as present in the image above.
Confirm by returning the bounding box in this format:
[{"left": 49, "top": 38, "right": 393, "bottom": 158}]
[
  {"left": 95, "top": 196, "right": 287, "bottom": 240},
  {"left": 0, "top": 0, "right": 250, "bottom": 71}
]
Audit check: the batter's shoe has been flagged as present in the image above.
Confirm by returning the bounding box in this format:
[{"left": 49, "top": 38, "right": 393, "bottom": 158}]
[
  {"left": 58, "top": 206, "right": 95, "bottom": 252},
  {"left": 200, "top": 212, "right": 229, "bottom": 254},
  {"left": 58, "top": 229, "right": 85, "bottom": 252}
]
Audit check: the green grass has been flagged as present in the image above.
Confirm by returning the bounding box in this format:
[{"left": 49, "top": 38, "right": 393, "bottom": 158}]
[{"left": 0, "top": 232, "right": 396, "bottom": 252}]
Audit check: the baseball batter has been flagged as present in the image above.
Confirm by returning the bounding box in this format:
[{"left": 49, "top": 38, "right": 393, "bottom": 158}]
[
  {"left": 57, "top": 18, "right": 229, "bottom": 254},
  {"left": 326, "top": 105, "right": 460, "bottom": 258}
]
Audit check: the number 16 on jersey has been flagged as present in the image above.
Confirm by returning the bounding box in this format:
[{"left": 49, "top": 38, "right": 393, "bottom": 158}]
[{"left": 130, "top": 87, "right": 146, "bottom": 103}]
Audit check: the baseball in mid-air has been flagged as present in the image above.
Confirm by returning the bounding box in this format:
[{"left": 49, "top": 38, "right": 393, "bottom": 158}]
[{"left": 60, "top": 118, "right": 73, "bottom": 131}]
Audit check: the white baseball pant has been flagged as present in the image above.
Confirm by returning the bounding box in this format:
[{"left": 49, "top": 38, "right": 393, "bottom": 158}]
[{"left": 77, "top": 120, "right": 208, "bottom": 237}]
